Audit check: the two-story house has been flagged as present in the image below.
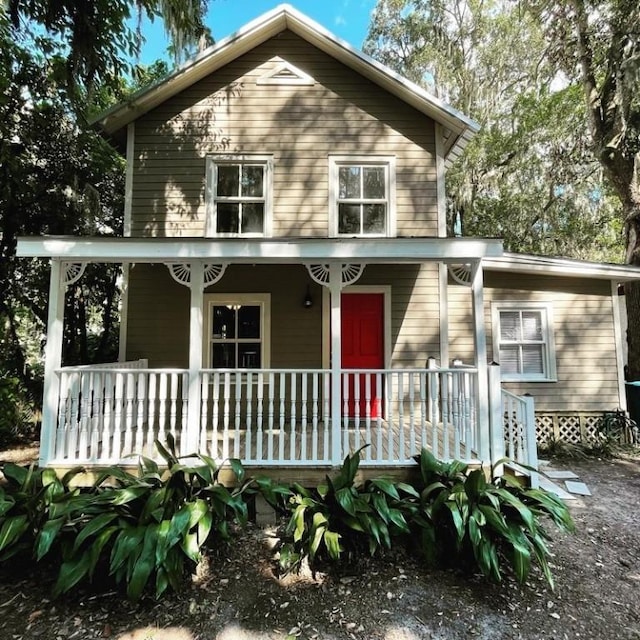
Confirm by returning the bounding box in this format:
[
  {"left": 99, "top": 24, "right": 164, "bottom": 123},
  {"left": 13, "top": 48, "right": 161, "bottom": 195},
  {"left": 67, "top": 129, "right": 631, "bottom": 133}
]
[{"left": 17, "top": 5, "right": 640, "bottom": 483}]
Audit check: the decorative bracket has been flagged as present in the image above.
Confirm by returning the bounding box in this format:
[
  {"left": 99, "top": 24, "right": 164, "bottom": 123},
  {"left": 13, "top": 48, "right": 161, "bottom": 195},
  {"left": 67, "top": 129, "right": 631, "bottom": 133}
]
[
  {"left": 448, "top": 263, "right": 472, "bottom": 286},
  {"left": 305, "top": 263, "right": 366, "bottom": 289},
  {"left": 62, "top": 262, "right": 87, "bottom": 286},
  {"left": 166, "top": 263, "right": 228, "bottom": 288}
]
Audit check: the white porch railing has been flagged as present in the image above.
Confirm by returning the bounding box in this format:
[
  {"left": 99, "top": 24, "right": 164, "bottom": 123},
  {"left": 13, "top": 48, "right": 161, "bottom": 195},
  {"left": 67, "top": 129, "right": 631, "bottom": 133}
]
[
  {"left": 48, "top": 365, "right": 482, "bottom": 467},
  {"left": 53, "top": 363, "right": 188, "bottom": 464},
  {"left": 498, "top": 387, "right": 539, "bottom": 488}
]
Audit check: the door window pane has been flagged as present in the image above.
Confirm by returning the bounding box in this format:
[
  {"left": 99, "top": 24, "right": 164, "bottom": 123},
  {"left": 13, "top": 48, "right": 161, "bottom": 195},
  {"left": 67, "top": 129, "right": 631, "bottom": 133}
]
[
  {"left": 238, "top": 305, "right": 260, "bottom": 338},
  {"left": 238, "top": 343, "right": 261, "bottom": 368},
  {"left": 212, "top": 344, "right": 236, "bottom": 368},
  {"left": 212, "top": 306, "right": 236, "bottom": 339}
]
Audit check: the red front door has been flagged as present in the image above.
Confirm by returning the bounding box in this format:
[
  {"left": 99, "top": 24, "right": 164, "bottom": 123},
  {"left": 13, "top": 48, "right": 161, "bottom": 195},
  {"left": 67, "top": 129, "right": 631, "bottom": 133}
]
[{"left": 341, "top": 293, "right": 384, "bottom": 418}]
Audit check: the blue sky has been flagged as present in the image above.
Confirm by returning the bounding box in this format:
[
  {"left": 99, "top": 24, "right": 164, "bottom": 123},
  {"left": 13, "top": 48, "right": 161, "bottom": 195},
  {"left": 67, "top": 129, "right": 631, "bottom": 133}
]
[{"left": 136, "top": 0, "right": 378, "bottom": 66}]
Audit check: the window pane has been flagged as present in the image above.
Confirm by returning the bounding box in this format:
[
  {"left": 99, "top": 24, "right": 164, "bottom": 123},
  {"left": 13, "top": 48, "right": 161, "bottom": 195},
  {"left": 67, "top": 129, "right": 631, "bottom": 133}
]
[
  {"left": 499, "top": 345, "right": 520, "bottom": 374},
  {"left": 238, "top": 305, "right": 260, "bottom": 339},
  {"left": 217, "top": 165, "right": 239, "bottom": 197},
  {"left": 212, "top": 344, "right": 236, "bottom": 368},
  {"left": 522, "top": 345, "right": 544, "bottom": 374},
  {"left": 499, "top": 311, "right": 520, "bottom": 341},
  {"left": 339, "top": 166, "right": 361, "bottom": 199},
  {"left": 363, "top": 204, "right": 386, "bottom": 233},
  {"left": 242, "top": 165, "right": 264, "bottom": 197},
  {"left": 217, "top": 203, "right": 239, "bottom": 233},
  {"left": 338, "top": 203, "right": 361, "bottom": 234},
  {"left": 238, "top": 343, "right": 261, "bottom": 368},
  {"left": 522, "top": 311, "right": 543, "bottom": 341},
  {"left": 241, "top": 203, "right": 264, "bottom": 233},
  {"left": 212, "top": 305, "right": 236, "bottom": 339},
  {"left": 363, "top": 166, "right": 385, "bottom": 198}
]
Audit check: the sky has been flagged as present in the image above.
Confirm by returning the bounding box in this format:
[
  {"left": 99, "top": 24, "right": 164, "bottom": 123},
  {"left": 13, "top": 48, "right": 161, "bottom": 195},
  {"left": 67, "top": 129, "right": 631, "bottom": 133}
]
[{"left": 135, "top": 0, "right": 379, "bottom": 66}]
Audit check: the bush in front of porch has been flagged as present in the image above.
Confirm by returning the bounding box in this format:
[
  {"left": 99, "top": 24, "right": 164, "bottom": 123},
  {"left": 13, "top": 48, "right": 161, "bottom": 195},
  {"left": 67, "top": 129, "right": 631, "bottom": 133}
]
[{"left": 277, "top": 448, "right": 575, "bottom": 591}]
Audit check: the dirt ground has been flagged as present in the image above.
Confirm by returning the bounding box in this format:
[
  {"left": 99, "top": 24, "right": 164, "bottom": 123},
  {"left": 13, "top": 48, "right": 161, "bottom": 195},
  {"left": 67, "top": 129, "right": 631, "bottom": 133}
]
[{"left": 0, "top": 445, "right": 639, "bottom": 640}]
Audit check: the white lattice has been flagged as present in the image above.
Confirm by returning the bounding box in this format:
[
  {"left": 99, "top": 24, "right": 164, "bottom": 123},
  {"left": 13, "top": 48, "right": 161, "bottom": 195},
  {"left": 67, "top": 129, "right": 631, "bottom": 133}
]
[
  {"left": 305, "top": 263, "right": 365, "bottom": 288},
  {"left": 535, "top": 415, "right": 554, "bottom": 444},
  {"left": 557, "top": 416, "right": 582, "bottom": 444}
]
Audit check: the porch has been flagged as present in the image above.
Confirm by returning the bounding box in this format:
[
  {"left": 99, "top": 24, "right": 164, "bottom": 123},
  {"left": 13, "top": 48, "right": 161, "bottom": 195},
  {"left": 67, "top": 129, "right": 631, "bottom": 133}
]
[{"left": 17, "top": 236, "right": 538, "bottom": 483}]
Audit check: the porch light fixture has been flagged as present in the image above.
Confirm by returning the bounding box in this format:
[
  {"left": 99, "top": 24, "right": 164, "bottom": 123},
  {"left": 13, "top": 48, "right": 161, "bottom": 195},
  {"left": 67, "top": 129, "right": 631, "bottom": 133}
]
[{"left": 303, "top": 286, "right": 313, "bottom": 309}]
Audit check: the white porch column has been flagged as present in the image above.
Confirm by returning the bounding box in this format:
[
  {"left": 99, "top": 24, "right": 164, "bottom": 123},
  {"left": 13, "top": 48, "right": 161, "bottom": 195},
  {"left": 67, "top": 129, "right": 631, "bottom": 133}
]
[
  {"left": 40, "top": 258, "right": 65, "bottom": 466},
  {"left": 185, "top": 261, "right": 205, "bottom": 455},
  {"left": 471, "top": 260, "right": 491, "bottom": 462},
  {"left": 329, "top": 262, "right": 343, "bottom": 465}
]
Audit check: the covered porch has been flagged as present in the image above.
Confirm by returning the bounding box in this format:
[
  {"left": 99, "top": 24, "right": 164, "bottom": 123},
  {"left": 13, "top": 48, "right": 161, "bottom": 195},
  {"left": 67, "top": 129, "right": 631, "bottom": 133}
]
[{"left": 17, "top": 236, "right": 539, "bottom": 481}]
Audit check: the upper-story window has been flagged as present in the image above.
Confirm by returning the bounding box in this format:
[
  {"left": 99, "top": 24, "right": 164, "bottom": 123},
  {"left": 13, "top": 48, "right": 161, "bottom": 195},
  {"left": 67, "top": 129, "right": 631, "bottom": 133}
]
[
  {"left": 329, "top": 156, "right": 396, "bottom": 237},
  {"left": 206, "top": 155, "right": 273, "bottom": 237}
]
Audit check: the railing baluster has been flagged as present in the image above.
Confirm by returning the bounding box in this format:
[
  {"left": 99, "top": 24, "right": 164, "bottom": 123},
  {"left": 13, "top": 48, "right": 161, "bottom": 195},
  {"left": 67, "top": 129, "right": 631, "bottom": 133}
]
[
  {"left": 158, "top": 373, "right": 167, "bottom": 446},
  {"left": 246, "top": 371, "right": 253, "bottom": 461},
  {"left": 408, "top": 372, "right": 416, "bottom": 458},
  {"left": 398, "top": 372, "right": 405, "bottom": 461},
  {"left": 135, "top": 372, "right": 146, "bottom": 455},
  {"left": 343, "top": 373, "right": 350, "bottom": 455},
  {"left": 385, "top": 371, "right": 394, "bottom": 463},
  {"left": 267, "top": 372, "right": 275, "bottom": 462},
  {"left": 146, "top": 372, "right": 156, "bottom": 458},
  {"left": 376, "top": 372, "right": 383, "bottom": 462},
  {"left": 256, "top": 372, "right": 264, "bottom": 462},
  {"left": 222, "top": 373, "right": 231, "bottom": 460},
  {"left": 234, "top": 371, "right": 242, "bottom": 459},
  {"left": 364, "top": 374, "right": 371, "bottom": 461},
  {"left": 211, "top": 371, "right": 220, "bottom": 459},
  {"left": 78, "top": 373, "right": 90, "bottom": 460},
  {"left": 301, "top": 373, "right": 308, "bottom": 462},
  {"left": 180, "top": 372, "right": 189, "bottom": 453},
  {"left": 323, "top": 373, "right": 330, "bottom": 462},
  {"left": 452, "top": 371, "right": 461, "bottom": 460},
  {"left": 290, "top": 372, "right": 297, "bottom": 461},
  {"left": 419, "top": 371, "right": 427, "bottom": 450},
  {"left": 101, "top": 372, "right": 112, "bottom": 461},
  {"left": 311, "top": 373, "right": 318, "bottom": 462},
  {"left": 200, "top": 372, "right": 209, "bottom": 454},
  {"left": 89, "top": 371, "right": 101, "bottom": 461},
  {"left": 112, "top": 373, "right": 124, "bottom": 460},
  {"left": 279, "top": 372, "right": 286, "bottom": 462}
]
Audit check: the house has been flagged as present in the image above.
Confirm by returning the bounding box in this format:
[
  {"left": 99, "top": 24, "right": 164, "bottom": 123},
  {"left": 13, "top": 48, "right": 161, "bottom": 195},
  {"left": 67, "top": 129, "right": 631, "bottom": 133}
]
[{"left": 16, "top": 5, "right": 640, "bottom": 483}]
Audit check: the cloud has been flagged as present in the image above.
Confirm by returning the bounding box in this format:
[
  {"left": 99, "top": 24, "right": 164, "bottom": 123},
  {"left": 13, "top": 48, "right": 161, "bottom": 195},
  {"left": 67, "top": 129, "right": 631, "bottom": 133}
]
[{"left": 335, "top": 15, "right": 347, "bottom": 26}]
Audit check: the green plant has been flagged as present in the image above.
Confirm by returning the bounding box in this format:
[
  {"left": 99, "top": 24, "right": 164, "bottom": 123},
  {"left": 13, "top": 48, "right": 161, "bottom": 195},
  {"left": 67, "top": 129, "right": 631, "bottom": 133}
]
[
  {"left": 50, "top": 435, "right": 254, "bottom": 600},
  {"left": 408, "top": 449, "right": 575, "bottom": 589},
  {"left": 0, "top": 463, "right": 84, "bottom": 562},
  {"left": 278, "top": 447, "right": 415, "bottom": 573},
  {"left": 537, "top": 437, "right": 588, "bottom": 461}
]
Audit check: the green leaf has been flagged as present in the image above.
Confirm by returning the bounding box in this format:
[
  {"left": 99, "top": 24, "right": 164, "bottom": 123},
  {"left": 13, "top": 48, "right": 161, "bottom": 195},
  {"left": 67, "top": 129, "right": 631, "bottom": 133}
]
[
  {"left": 228, "top": 458, "right": 245, "bottom": 484},
  {"left": 72, "top": 512, "right": 119, "bottom": 554},
  {"left": 323, "top": 530, "right": 342, "bottom": 560},
  {"left": 53, "top": 552, "right": 92, "bottom": 597},
  {"left": 396, "top": 482, "right": 420, "bottom": 498},
  {"left": 111, "top": 485, "right": 151, "bottom": 506},
  {"left": 1, "top": 463, "right": 28, "bottom": 486},
  {"left": 370, "top": 478, "right": 400, "bottom": 500},
  {"left": 127, "top": 524, "right": 158, "bottom": 600},
  {"left": 0, "top": 514, "right": 28, "bottom": 553},
  {"left": 335, "top": 487, "right": 356, "bottom": 516},
  {"left": 35, "top": 517, "right": 65, "bottom": 561}
]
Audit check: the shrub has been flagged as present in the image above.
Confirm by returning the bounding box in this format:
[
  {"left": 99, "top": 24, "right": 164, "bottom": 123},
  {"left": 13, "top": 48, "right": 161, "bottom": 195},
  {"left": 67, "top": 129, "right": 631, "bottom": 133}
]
[
  {"left": 278, "top": 447, "right": 415, "bottom": 573},
  {"left": 408, "top": 450, "right": 575, "bottom": 589},
  {"left": 50, "top": 435, "right": 254, "bottom": 599}
]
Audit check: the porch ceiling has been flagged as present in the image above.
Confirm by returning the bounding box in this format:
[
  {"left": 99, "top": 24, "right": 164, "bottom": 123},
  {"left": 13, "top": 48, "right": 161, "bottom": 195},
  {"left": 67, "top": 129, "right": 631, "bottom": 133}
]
[{"left": 16, "top": 236, "right": 504, "bottom": 263}]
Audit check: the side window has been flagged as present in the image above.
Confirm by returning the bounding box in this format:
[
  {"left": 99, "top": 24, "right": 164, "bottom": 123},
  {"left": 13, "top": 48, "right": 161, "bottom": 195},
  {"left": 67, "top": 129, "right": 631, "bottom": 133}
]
[
  {"left": 492, "top": 303, "right": 557, "bottom": 381},
  {"left": 204, "top": 294, "right": 271, "bottom": 368},
  {"left": 206, "top": 156, "right": 272, "bottom": 237},
  {"left": 329, "top": 156, "right": 396, "bottom": 237}
]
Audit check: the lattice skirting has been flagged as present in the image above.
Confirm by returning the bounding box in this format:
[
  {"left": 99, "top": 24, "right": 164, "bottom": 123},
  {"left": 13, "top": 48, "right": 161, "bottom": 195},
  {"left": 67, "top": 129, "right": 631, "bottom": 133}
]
[{"left": 535, "top": 412, "right": 613, "bottom": 444}]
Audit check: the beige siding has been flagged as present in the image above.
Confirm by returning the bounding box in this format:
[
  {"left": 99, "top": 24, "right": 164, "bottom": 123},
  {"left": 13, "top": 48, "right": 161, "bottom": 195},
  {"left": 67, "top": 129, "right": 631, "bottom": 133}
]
[
  {"left": 126, "top": 264, "right": 441, "bottom": 369},
  {"left": 131, "top": 30, "right": 437, "bottom": 238},
  {"left": 448, "top": 272, "right": 621, "bottom": 412}
]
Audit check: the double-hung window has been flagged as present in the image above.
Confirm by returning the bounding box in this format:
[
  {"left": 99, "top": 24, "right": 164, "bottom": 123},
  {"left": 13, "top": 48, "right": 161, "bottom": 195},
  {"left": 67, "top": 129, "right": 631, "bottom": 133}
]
[
  {"left": 492, "top": 302, "right": 557, "bottom": 381},
  {"left": 206, "top": 156, "right": 272, "bottom": 237},
  {"left": 204, "top": 294, "right": 271, "bottom": 369},
  {"left": 329, "top": 156, "right": 395, "bottom": 236}
]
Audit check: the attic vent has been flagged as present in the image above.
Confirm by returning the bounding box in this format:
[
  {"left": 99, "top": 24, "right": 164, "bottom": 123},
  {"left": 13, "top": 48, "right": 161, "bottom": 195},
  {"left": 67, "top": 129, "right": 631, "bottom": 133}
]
[{"left": 257, "top": 61, "right": 314, "bottom": 86}]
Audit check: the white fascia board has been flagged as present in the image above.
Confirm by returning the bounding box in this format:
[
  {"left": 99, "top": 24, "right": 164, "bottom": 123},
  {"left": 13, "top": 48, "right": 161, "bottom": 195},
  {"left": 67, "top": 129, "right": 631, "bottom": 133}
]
[
  {"left": 483, "top": 253, "right": 640, "bottom": 282},
  {"left": 17, "top": 236, "right": 503, "bottom": 263},
  {"left": 94, "top": 4, "right": 478, "bottom": 162}
]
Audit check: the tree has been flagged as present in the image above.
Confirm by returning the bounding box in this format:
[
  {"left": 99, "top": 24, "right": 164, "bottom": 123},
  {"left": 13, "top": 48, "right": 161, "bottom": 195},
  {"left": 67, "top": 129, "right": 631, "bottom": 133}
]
[
  {"left": 364, "top": 0, "right": 623, "bottom": 262},
  {"left": 525, "top": 0, "right": 640, "bottom": 378},
  {"left": 5, "top": 0, "right": 212, "bottom": 103}
]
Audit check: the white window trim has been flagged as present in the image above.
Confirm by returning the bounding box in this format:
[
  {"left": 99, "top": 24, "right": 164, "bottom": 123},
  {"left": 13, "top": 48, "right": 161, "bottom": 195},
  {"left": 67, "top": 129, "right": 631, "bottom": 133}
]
[
  {"left": 491, "top": 301, "right": 557, "bottom": 382},
  {"left": 328, "top": 155, "right": 396, "bottom": 238},
  {"left": 205, "top": 155, "right": 273, "bottom": 238},
  {"left": 203, "top": 293, "right": 271, "bottom": 369}
]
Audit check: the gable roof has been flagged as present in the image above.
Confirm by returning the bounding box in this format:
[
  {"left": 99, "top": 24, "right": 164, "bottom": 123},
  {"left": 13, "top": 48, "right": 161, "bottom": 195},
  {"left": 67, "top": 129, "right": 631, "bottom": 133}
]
[{"left": 95, "top": 4, "right": 479, "bottom": 165}]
